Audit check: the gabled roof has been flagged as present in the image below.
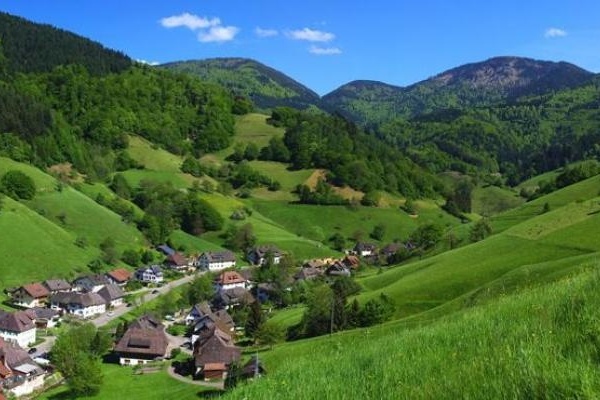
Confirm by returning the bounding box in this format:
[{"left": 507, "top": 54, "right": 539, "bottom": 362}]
[
  {"left": 202, "top": 251, "right": 236, "bottom": 263},
  {"left": 29, "top": 307, "right": 59, "bottom": 320},
  {"left": 0, "top": 337, "right": 34, "bottom": 369},
  {"left": 20, "top": 283, "right": 49, "bottom": 299},
  {"left": 136, "top": 265, "right": 163, "bottom": 275},
  {"left": 0, "top": 311, "right": 35, "bottom": 333},
  {"left": 73, "top": 274, "right": 109, "bottom": 288},
  {"left": 106, "top": 268, "right": 132, "bottom": 283},
  {"left": 166, "top": 253, "right": 188, "bottom": 266},
  {"left": 50, "top": 292, "right": 105, "bottom": 307},
  {"left": 114, "top": 315, "right": 168, "bottom": 357},
  {"left": 98, "top": 284, "right": 126, "bottom": 302},
  {"left": 189, "top": 303, "right": 213, "bottom": 319},
  {"left": 354, "top": 242, "right": 377, "bottom": 252},
  {"left": 193, "top": 326, "right": 240, "bottom": 367},
  {"left": 343, "top": 255, "right": 361, "bottom": 268},
  {"left": 43, "top": 279, "right": 71, "bottom": 292},
  {"left": 216, "top": 271, "right": 246, "bottom": 286},
  {"left": 248, "top": 245, "right": 283, "bottom": 258},
  {"left": 294, "top": 267, "right": 323, "bottom": 281},
  {"left": 156, "top": 244, "right": 175, "bottom": 256}
]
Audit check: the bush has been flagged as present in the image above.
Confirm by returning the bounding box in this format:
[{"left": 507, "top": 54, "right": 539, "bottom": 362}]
[{"left": 0, "top": 170, "right": 36, "bottom": 200}]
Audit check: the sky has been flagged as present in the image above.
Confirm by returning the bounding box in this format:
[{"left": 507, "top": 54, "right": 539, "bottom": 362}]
[{"left": 2, "top": 0, "right": 600, "bottom": 95}]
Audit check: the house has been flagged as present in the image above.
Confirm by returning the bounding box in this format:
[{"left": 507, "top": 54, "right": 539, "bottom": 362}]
[
  {"left": 0, "top": 311, "right": 36, "bottom": 348},
  {"left": 325, "top": 262, "right": 351, "bottom": 277},
  {"left": 190, "top": 309, "right": 235, "bottom": 344},
  {"left": 193, "top": 326, "right": 240, "bottom": 381},
  {"left": 215, "top": 271, "right": 247, "bottom": 291},
  {"left": 27, "top": 308, "right": 60, "bottom": 329},
  {"left": 294, "top": 266, "right": 323, "bottom": 282},
  {"left": 354, "top": 242, "right": 377, "bottom": 257},
  {"left": 246, "top": 245, "right": 283, "bottom": 266},
  {"left": 135, "top": 265, "right": 164, "bottom": 284},
  {"left": 42, "top": 279, "right": 72, "bottom": 294},
  {"left": 72, "top": 274, "right": 109, "bottom": 293},
  {"left": 302, "top": 259, "right": 326, "bottom": 270},
  {"left": 185, "top": 303, "right": 213, "bottom": 326},
  {"left": 98, "top": 284, "right": 126, "bottom": 308},
  {"left": 156, "top": 244, "right": 176, "bottom": 256},
  {"left": 105, "top": 269, "right": 132, "bottom": 287},
  {"left": 213, "top": 288, "right": 255, "bottom": 310},
  {"left": 342, "top": 255, "right": 361, "bottom": 270},
  {"left": 196, "top": 251, "right": 236, "bottom": 271},
  {"left": 114, "top": 315, "right": 168, "bottom": 366},
  {"left": 165, "top": 252, "right": 191, "bottom": 272},
  {"left": 50, "top": 292, "right": 106, "bottom": 319},
  {"left": 10, "top": 284, "right": 49, "bottom": 309},
  {"left": 0, "top": 338, "right": 45, "bottom": 397}
]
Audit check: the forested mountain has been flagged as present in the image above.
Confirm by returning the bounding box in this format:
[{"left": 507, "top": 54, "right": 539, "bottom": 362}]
[
  {"left": 160, "top": 58, "right": 321, "bottom": 111},
  {"left": 323, "top": 57, "right": 594, "bottom": 126},
  {"left": 0, "top": 12, "right": 131, "bottom": 75}
]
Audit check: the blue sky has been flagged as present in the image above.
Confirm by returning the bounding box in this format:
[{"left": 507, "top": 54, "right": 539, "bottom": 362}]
[{"left": 2, "top": 0, "right": 600, "bottom": 95}]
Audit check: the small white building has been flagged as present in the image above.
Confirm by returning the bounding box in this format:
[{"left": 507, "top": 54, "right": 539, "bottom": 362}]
[
  {"left": 215, "top": 271, "right": 247, "bottom": 291},
  {"left": 135, "top": 265, "right": 164, "bottom": 284},
  {"left": 0, "top": 311, "right": 36, "bottom": 348},
  {"left": 50, "top": 292, "right": 106, "bottom": 319},
  {"left": 196, "top": 251, "right": 236, "bottom": 271},
  {"left": 0, "top": 339, "right": 45, "bottom": 397},
  {"left": 10, "top": 283, "right": 49, "bottom": 309}
]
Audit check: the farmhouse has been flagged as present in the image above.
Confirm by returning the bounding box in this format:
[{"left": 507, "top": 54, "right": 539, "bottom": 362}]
[
  {"left": 185, "top": 303, "right": 213, "bottom": 326},
  {"left": 0, "top": 338, "right": 45, "bottom": 397},
  {"left": 0, "top": 311, "right": 36, "bottom": 348},
  {"left": 50, "top": 292, "right": 106, "bottom": 319},
  {"left": 213, "top": 288, "right": 255, "bottom": 310},
  {"left": 135, "top": 265, "right": 164, "bottom": 284},
  {"left": 72, "top": 274, "right": 109, "bottom": 293},
  {"left": 165, "top": 252, "right": 191, "bottom": 272},
  {"left": 294, "top": 266, "right": 323, "bottom": 282},
  {"left": 42, "top": 279, "right": 72, "bottom": 294},
  {"left": 114, "top": 315, "right": 168, "bottom": 366},
  {"left": 192, "top": 326, "right": 240, "bottom": 381},
  {"left": 247, "top": 245, "right": 283, "bottom": 266},
  {"left": 105, "top": 268, "right": 132, "bottom": 287},
  {"left": 326, "top": 262, "right": 351, "bottom": 277},
  {"left": 196, "top": 251, "right": 236, "bottom": 271},
  {"left": 27, "top": 308, "right": 60, "bottom": 329},
  {"left": 98, "top": 284, "right": 126, "bottom": 308},
  {"left": 10, "top": 284, "right": 49, "bottom": 309}
]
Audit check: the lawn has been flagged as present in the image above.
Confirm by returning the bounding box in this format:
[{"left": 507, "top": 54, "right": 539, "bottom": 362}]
[{"left": 39, "top": 363, "right": 209, "bottom": 400}]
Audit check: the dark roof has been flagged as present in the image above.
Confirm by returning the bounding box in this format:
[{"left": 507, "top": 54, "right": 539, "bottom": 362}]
[
  {"left": 249, "top": 245, "right": 283, "bottom": 258},
  {"left": 20, "top": 283, "right": 49, "bottom": 299},
  {"left": 29, "top": 307, "right": 59, "bottom": 320},
  {"left": 326, "top": 262, "right": 351, "bottom": 277},
  {"left": 193, "top": 326, "right": 240, "bottom": 367},
  {"left": 136, "top": 265, "right": 163, "bottom": 275},
  {"left": 240, "top": 355, "right": 266, "bottom": 378},
  {"left": 354, "top": 242, "right": 377, "bottom": 252},
  {"left": 0, "top": 338, "right": 34, "bottom": 369},
  {"left": 214, "top": 288, "right": 255, "bottom": 307},
  {"left": 343, "top": 255, "right": 361, "bottom": 269},
  {"left": 114, "top": 315, "right": 167, "bottom": 357},
  {"left": 156, "top": 244, "right": 176, "bottom": 256},
  {"left": 106, "top": 268, "right": 132, "bottom": 283},
  {"left": 202, "top": 251, "right": 236, "bottom": 263},
  {"left": 189, "top": 303, "right": 213, "bottom": 319},
  {"left": 303, "top": 259, "right": 326, "bottom": 269},
  {"left": 43, "top": 279, "right": 71, "bottom": 292},
  {"left": 166, "top": 253, "right": 188, "bottom": 266},
  {"left": 0, "top": 311, "right": 35, "bottom": 333},
  {"left": 50, "top": 292, "right": 105, "bottom": 307},
  {"left": 73, "top": 274, "right": 109, "bottom": 289},
  {"left": 98, "top": 284, "right": 126, "bottom": 302},
  {"left": 294, "top": 267, "right": 323, "bottom": 281}
]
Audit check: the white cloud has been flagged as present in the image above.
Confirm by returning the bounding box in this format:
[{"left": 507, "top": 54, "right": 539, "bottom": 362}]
[
  {"left": 160, "top": 13, "right": 220, "bottom": 30},
  {"left": 135, "top": 59, "right": 160, "bottom": 66},
  {"left": 255, "top": 27, "right": 278, "bottom": 38},
  {"left": 287, "top": 28, "right": 335, "bottom": 42},
  {"left": 309, "top": 45, "right": 342, "bottom": 55},
  {"left": 545, "top": 27, "right": 567, "bottom": 38},
  {"left": 198, "top": 26, "right": 240, "bottom": 43}
]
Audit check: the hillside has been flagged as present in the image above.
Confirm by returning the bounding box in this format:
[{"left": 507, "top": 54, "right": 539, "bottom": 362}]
[
  {"left": 160, "top": 58, "right": 321, "bottom": 111},
  {"left": 322, "top": 56, "right": 594, "bottom": 126},
  {"left": 0, "top": 11, "right": 131, "bottom": 75}
]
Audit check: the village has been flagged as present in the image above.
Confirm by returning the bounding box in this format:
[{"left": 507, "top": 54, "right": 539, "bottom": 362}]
[{"left": 0, "top": 240, "right": 408, "bottom": 398}]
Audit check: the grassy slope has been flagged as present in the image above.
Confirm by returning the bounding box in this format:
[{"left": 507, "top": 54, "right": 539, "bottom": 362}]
[
  {"left": 0, "top": 197, "right": 96, "bottom": 288},
  {"left": 225, "top": 265, "right": 600, "bottom": 399},
  {"left": 472, "top": 185, "right": 524, "bottom": 216}
]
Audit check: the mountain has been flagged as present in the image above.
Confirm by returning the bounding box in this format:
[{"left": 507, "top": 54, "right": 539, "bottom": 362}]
[
  {"left": 322, "top": 56, "right": 595, "bottom": 126},
  {"left": 0, "top": 11, "right": 131, "bottom": 75},
  {"left": 160, "top": 58, "right": 321, "bottom": 111}
]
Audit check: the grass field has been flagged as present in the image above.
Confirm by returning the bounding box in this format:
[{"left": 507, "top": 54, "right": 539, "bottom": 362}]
[
  {"left": 40, "top": 363, "right": 209, "bottom": 400},
  {"left": 0, "top": 197, "right": 96, "bottom": 289},
  {"left": 224, "top": 264, "right": 600, "bottom": 399},
  {"left": 0, "top": 156, "right": 58, "bottom": 192},
  {"left": 472, "top": 185, "right": 524, "bottom": 216}
]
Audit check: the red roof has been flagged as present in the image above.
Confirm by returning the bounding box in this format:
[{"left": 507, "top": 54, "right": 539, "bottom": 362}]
[
  {"left": 203, "top": 362, "right": 227, "bottom": 371},
  {"left": 22, "top": 283, "right": 50, "bottom": 298},
  {"left": 107, "top": 268, "right": 132, "bottom": 283},
  {"left": 216, "top": 271, "right": 246, "bottom": 285},
  {"left": 0, "top": 390, "right": 7, "bottom": 399}
]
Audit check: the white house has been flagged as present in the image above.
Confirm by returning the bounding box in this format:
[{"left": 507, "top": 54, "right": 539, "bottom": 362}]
[
  {"left": 135, "top": 265, "right": 164, "bottom": 284},
  {"left": 196, "top": 251, "right": 236, "bottom": 271},
  {"left": 215, "top": 271, "right": 247, "bottom": 291},
  {"left": 10, "top": 283, "right": 49, "bottom": 309},
  {"left": 0, "top": 311, "right": 36, "bottom": 348},
  {"left": 98, "top": 284, "right": 126, "bottom": 308},
  {"left": 50, "top": 292, "right": 106, "bottom": 319}
]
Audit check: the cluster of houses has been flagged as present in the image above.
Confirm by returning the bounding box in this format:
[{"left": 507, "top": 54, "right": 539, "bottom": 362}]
[{"left": 0, "top": 337, "right": 45, "bottom": 398}]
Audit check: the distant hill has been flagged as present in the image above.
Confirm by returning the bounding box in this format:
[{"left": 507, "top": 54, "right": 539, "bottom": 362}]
[
  {"left": 322, "top": 56, "right": 594, "bottom": 126},
  {"left": 160, "top": 58, "right": 321, "bottom": 111},
  {"left": 0, "top": 11, "right": 131, "bottom": 75}
]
